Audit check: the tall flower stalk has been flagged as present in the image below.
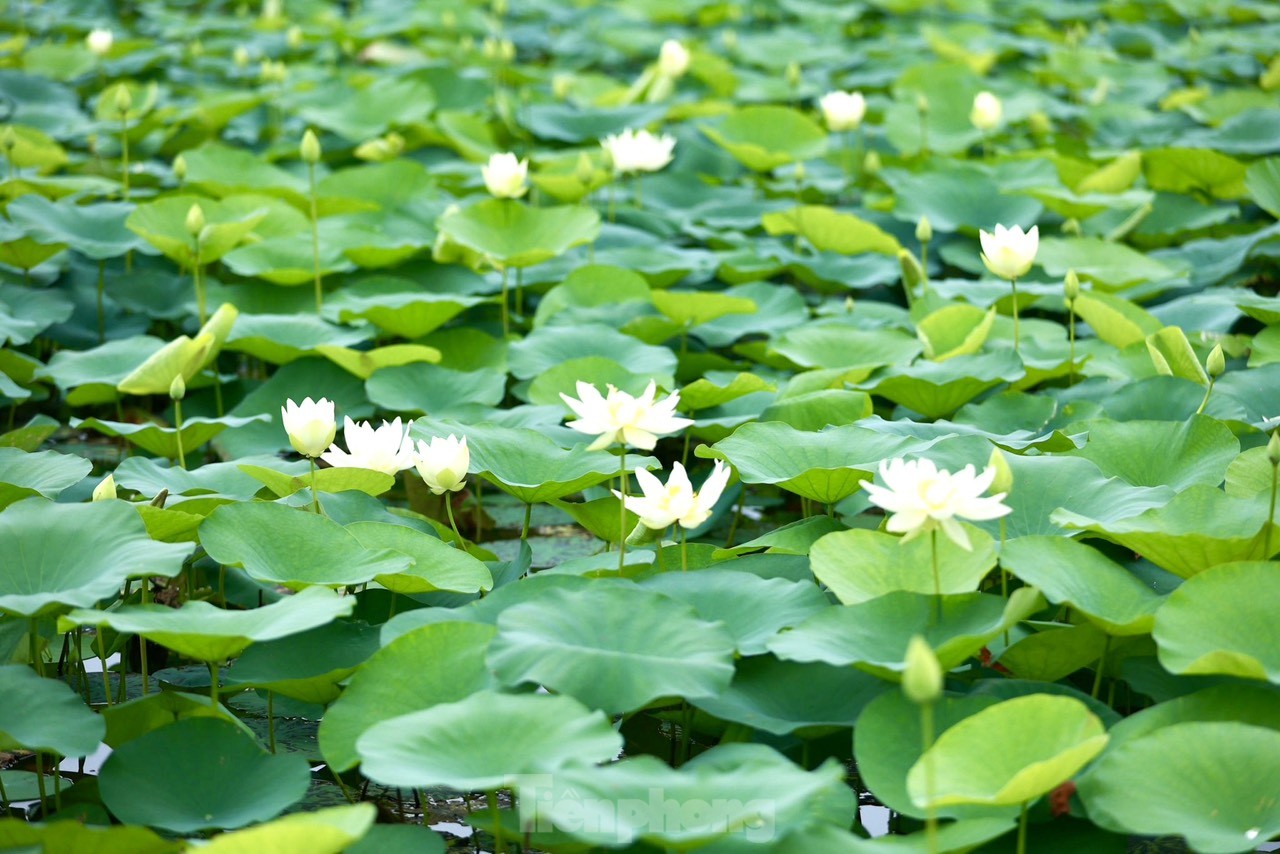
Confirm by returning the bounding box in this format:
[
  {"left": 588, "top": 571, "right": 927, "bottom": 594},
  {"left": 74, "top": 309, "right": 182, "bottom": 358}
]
[{"left": 300, "top": 129, "right": 324, "bottom": 314}]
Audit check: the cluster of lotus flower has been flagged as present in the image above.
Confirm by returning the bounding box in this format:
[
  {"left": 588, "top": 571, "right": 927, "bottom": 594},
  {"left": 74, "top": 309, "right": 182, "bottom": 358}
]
[{"left": 282, "top": 381, "right": 1013, "bottom": 548}]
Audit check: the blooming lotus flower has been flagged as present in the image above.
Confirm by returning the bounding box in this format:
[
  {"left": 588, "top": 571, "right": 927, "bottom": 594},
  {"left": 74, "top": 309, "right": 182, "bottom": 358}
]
[
  {"left": 819, "top": 90, "right": 866, "bottom": 132},
  {"left": 601, "top": 129, "right": 677, "bottom": 175},
  {"left": 321, "top": 417, "right": 415, "bottom": 476},
  {"left": 482, "top": 152, "right": 529, "bottom": 199},
  {"left": 86, "top": 28, "right": 114, "bottom": 57},
  {"left": 561, "top": 380, "right": 693, "bottom": 451},
  {"left": 970, "top": 90, "right": 1003, "bottom": 131},
  {"left": 979, "top": 223, "right": 1039, "bottom": 281},
  {"left": 413, "top": 434, "right": 470, "bottom": 495},
  {"left": 861, "top": 457, "right": 1011, "bottom": 550},
  {"left": 658, "top": 40, "right": 691, "bottom": 78},
  {"left": 617, "top": 460, "right": 731, "bottom": 530},
  {"left": 281, "top": 397, "right": 337, "bottom": 458}
]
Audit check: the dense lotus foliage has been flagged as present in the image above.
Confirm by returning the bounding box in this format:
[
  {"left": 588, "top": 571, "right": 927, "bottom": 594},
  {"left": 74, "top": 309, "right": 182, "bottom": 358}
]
[{"left": 2, "top": 0, "right": 1280, "bottom": 851}]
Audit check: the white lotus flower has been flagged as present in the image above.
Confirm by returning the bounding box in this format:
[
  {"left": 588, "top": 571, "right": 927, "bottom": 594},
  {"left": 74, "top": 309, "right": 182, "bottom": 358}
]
[
  {"left": 601, "top": 129, "right": 677, "bottom": 175},
  {"left": 970, "top": 90, "right": 1003, "bottom": 131},
  {"left": 819, "top": 90, "right": 866, "bottom": 132},
  {"left": 861, "top": 457, "right": 1011, "bottom": 551},
  {"left": 321, "top": 417, "right": 415, "bottom": 476},
  {"left": 658, "top": 40, "right": 691, "bottom": 78},
  {"left": 86, "top": 28, "right": 114, "bottom": 57},
  {"left": 617, "top": 460, "right": 731, "bottom": 530},
  {"left": 413, "top": 434, "right": 470, "bottom": 495},
  {"left": 281, "top": 397, "right": 337, "bottom": 459},
  {"left": 980, "top": 223, "right": 1039, "bottom": 281},
  {"left": 560, "top": 380, "right": 693, "bottom": 451},
  {"left": 482, "top": 152, "right": 529, "bottom": 199}
]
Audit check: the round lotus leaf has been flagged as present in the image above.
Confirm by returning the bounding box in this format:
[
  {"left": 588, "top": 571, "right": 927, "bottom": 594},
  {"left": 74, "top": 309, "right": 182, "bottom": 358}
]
[
  {"left": 487, "top": 584, "right": 736, "bottom": 714},
  {"left": 809, "top": 526, "right": 997, "bottom": 604},
  {"left": 908, "top": 694, "right": 1108, "bottom": 809},
  {"left": 1077, "top": 721, "right": 1280, "bottom": 853},
  {"left": 356, "top": 690, "right": 622, "bottom": 791},
  {"left": 435, "top": 200, "right": 600, "bottom": 268},
  {"left": 199, "top": 804, "right": 378, "bottom": 854},
  {"left": 0, "top": 665, "right": 105, "bottom": 757},
  {"left": 0, "top": 447, "right": 91, "bottom": 510},
  {"left": 0, "top": 498, "right": 192, "bottom": 617},
  {"left": 700, "top": 106, "right": 828, "bottom": 172},
  {"left": 1153, "top": 561, "right": 1280, "bottom": 682},
  {"left": 98, "top": 717, "right": 311, "bottom": 833}
]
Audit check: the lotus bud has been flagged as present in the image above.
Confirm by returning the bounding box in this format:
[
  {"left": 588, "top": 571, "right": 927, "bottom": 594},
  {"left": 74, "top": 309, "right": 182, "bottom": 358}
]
[
  {"left": 915, "top": 215, "right": 932, "bottom": 244},
  {"left": 189, "top": 40, "right": 204, "bottom": 58},
  {"left": 722, "top": 29, "right": 738, "bottom": 51},
  {"left": 785, "top": 61, "right": 801, "bottom": 89},
  {"left": 86, "top": 28, "right": 114, "bottom": 57},
  {"left": 113, "top": 83, "right": 133, "bottom": 116},
  {"left": 793, "top": 161, "right": 805, "bottom": 183},
  {"left": 300, "top": 128, "right": 321, "bottom": 164},
  {"left": 1206, "top": 343, "right": 1225, "bottom": 379},
  {"left": 92, "top": 474, "right": 117, "bottom": 502},
  {"left": 440, "top": 9, "right": 457, "bottom": 29},
  {"left": 173, "top": 153, "right": 187, "bottom": 182},
  {"left": 1064, "top": 269, "right": 1080, "bottom": 302},
  {"left": 482, "top": 37, "right": 499, "bottom": 60},
  {"left": 844, "top": 295, "right": 855, "bottom": 313},
  {"left": 915, "top": 93, "right": 930, "bottom": 114},
  {"left": 460, "top": 35, "right": 474, "bottom": 52},
  {"left": 575, "top": 151, "right": 595, "bottom": 185},
  {"left": 185, "top": 203, "right": 205, "bottom": 237},
  {"left": 552, "top": 73, "right": 573, "bottom": 100},
  {"left": 863, "top": 150, "right": 881, "bottom": 176},
  {"left": 970, "top": 90, "right": 1003, "bottom": 131},
  {"left": 1062, "top": 217, "right": 1082, "bottom": 236},
  {"left": 1268, "top": 431, "right": 1280, "bottom": 466},
  {"left": 261, "top": 0, "right": 283, "bottom": 21},
  {"left": 1028, "top": 111, "right": 1052, "bottom": 136},
  {"left": 658, "top": 40, "right": 691, "bottom": 79},
  {"left": 169, "top": 374, "right": 186, "bottom": 401},
  {"left": 500, "top": 38, "right": 516, "bottom": 63},
  {"left": 898, "top": 249, "right": 925, "bottom": 296},
  {"left": 234, "top": 46, "right": 250, "bottom": 68},
  {"left": 491, "top": 0, "right": 508, "bottom": 17},
  {"left": 2, "top": 126, "right": 15, "bottom": 151},
  {"left": 286, "top": 25, "right": 303, "bottom": 49},
  {"left": 988, "top": 447, "right": 1013, "bottom": 496},
  {"left": 902, "top": 635, "right": 942, "bottom": 705}
]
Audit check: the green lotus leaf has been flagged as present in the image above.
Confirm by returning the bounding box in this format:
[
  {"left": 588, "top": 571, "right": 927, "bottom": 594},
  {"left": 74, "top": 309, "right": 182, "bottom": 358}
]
[
  {"left": 770, "top": 322, "right": 922, "bottom": 373},
  {"left": 1037, "top": 237, "right": 1182, "bottom": 290},
  {"left": 126, "top": 196, "right": 267, "bottom": 267},
  {"left": 0, "top": 447, "right": 91, "bottom": 509},
  {"left": 0, "top": 664, "right": 106, "bottom": 757},
  {"left": 1077, "top": 721, "right": 1280, "bottom": 853},
  {"left": 117, "top": 303, "right": 239, "bottom": 395},
  {"left": 768, "top": 588, "right": 1043, "bottom": 678},
  {"left": 357, "top": 690, "right": 621, "bottom": 791},
  {"left": 435, "top": 200, "right": 599, "bottom": 269},
  {"left": 223, "top": 314, "right": 373, "bottom": 365},
  {"left": 809, "top": 525, "right": 997, "bottom": 604},
  {"left": 347, "top": 521, "right": 493, "bottom": 595},
  {"left": 319, "top": 622, "right": 499, "bottom": 773},
  {"left": 222, "top": 235, "right": 356, "bottom": 284},
  {"left": 59, "top": 585, "right": 355, "bottom": 662},
  {"left": 177, "top": 142, "right": 309, "bottom": 206},
  {"left": 223, "top": 620, "right": 382, "bottom": 704},
  {"left": 998, "top": 536, "right": 1164, "bottom": 635},
  {"left": 700, "top": 106, "right": 828, "bottom": 172},
  {"left": 516, "top": 744, "right": 853, "bottom": 848},
  {"left": 236, "top": 463, "right": 395, "bottom": 498},
  {"left": 0, "top": 498, "right": 192, "bottom": 617},
  {"left": 651, "top": 289, "right": 757, "bottom": 328},
  {"left": 881, "top": 164, "right": 1043, "bottom": 233},
  {"left": 1068, "top": 415, "right": 1237, "bottom": 491},
  {"left": 200, "top": 804, "right": 379, "bottom": 854},
  {"left": 98, "top": 717, "right": 311, "bottom": 833},
  {"left": 997, "top": 622, "right": 1110, "bottom": 683},
  {"left": 73, "top": 414, "right": 268, "bottom": 460},
  {"left": 36, "top": 336, "right": 165, "bottom": 405},
  {"left": 1153, "top": 561, "right": 1280, "bottom": 682},
  {"left": 0, "top": 820, "right": 178, "bottom": 854},
  {"left": 102, "top": 691, "right": 250, "bottom": 749},
  {"left": 1053, "top": 485, "right": 1274, "bottom": 578},
  {"left": 1143, "top": 147, "right": 1248, "bottom": 200},
  {"left": 365, "top": 363, "right": 504, "bottom": 417},
  {"left": 692, "top": 654, "right": 888, "bottom": 737},
  {"left": 917, "top": 304, "right": 998, "bottom": 361},
  {"left": 1146, "top": 325, "right": 1209, "bottom": 384},
  {"left": 200, "top": 501, "right": 411, "bottom": 588},
  {"left": 293, "top": 76, "right": 435, "bottom": 141},
  {"left": 679, "top": 372, "right": 776, "bottom": 411},
  {"left": 326, "top": 280, "right": 484, "bottom": 339},
  {"left": 908, "top": 694, "right": 1108, "bottom": 808},
  {"left": 507, "top": 322, "right": 677, "bottom": 382},
  {"left": 639, "top": 569, "right": 830, "bottom": 655},
  {"left": 1103, "top": 684, "right": 1280, "bottom": 755},
  {"left": 487, "top": 584, "right": 736, "bottom": 714},
  {"left": 859, "top": 350, "right": 1026, "bottom": 419},
  {"left": 0, "top": 283, "right": 74, "bottom": 346},
  {"left": 716, "top": 515, "right": 844, "bottom": 558},
  {"left": 6, "top": 195, "right": 144, "bottom": 260},
  {"left": 763, "top": 206, "right": 901, "bottom": 255}
]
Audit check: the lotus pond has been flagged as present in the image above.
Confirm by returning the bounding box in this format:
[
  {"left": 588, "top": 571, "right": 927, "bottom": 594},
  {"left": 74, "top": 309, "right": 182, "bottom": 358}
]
[{"left": 2, "top": 0, "right": 1280, "bottom": 851}]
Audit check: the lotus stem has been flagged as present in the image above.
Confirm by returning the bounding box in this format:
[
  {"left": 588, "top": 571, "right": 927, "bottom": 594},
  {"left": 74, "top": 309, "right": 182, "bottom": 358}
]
[
  {"left": 931, "top": 528, "right": 942, "bottom": 622},
  {"left": 680, "top": 526, "right": 688, "bottom": 572},
  {"left": 657, "top": 529, "right": 667, "bottom": 573},
  {"left": 0, "top": 766, "right": 9, "bottom": 812},
  {"left": 1017, "top": 801, "right": 1029, "bottom": 854},
  {"left": 487, "top": 790, "right": 506, "bottom": 853},
  {"left": 515, "top": 267, "right": 524, "bottom": 318},
  {"left": 1091, "top": 634, "right": 1111, "bottom": 700},
  {"left": 308, "top": 457, "right": 320, "bottom": 515},
  {"left": 173, "top": 396, "right": 186, "bottom": 470},
  {"left": 444, "top": 496, "right": 464, "bottom": 549},
  {"left": 191, "top": 240, "right": 206, "bottom": 327},
  {"left": 309, "top": 161, "right": 323, "bottom": 314},
  {"left": 920, "top": 700, "right": 938, "bottom": 854},
  {"left": 521, "top": 502, "right": 532, "bottom": 542},
  {"left": 267, "top": 691, "right": 276, "bottom": 753},
  {"left": 1068, "top": 303, "right": 1077, "bottom": 385},
  {"left": 1195, "top": 378, "right": 1214, "bottom": 416},
  {"left": 119, "top": 115, "right": 130, "bottom": 200},
  {"left": 208, "top": 660, "right": 221, "bottom": 707},
  {"left": 618, "top": 448, "right": 628, "bottom": 571},
  {"left": 96, "top": 625, "right": 111, "bottom": 707},
  {"left": 1010, "top": 277, "right": 1020, "bottom": 355},
  {"left": 139, "top": 580, "right": 150, "bottom": 695},
  {"left": 34, "top": 752, "right": 47, "bottom": 816},
  {"left": 500, "top": 266, "right": 510, "bottom": 337},
  {"left": 96, "top": 260, "right": 106, "bottom": 344},
  {"left": 28, "top": 618, "right": 42, "bottom": 677},
  {"left": 1000, "top": 517, "right": 1010, "bottom": 645},
  {"left": 1267, "top": 459, "right": 1278, "bottom": 558}
]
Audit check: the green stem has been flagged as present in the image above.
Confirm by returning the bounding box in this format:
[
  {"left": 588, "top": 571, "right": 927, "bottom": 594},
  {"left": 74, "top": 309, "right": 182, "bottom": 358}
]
[
  {"left": 680, "top": 526, "right": 688, "bottom": 572},
  {"left": 444, "top": 497, "right": 464, "bottom": 548},
  {"left": 618, "top": 448, "right": 628, "bottom": 571},
  {"left": 1091, "top": 634, "right": 1111, "bottom": 700},
  {"left": 0, "top": 764, "right": 9, "bottom": 813},
  {"left": 521, "top": 501, "right": 532, "bottom": 542},
  {"left": 1010, "top": 277, "right": 1020, "bottom": 355},
  {"left": 28, "top": 618, "right": 42, "bottom": 677},
  {"left": 930, "top": 528, "right": 942, "bottom": 622},
  {"left": 500, "top": 266, "right": 510, "bottom": 337},
  {"left": 515, "top": 266, "right": 524, "bottom": 319},
  {"left": 1266, "top": 461, "right": 1278, "bottom": 558},
  {"left": 1195, "top": 378, "right": 1214, "bottom": 416},
  {"left": 1016, "top": 801, "right": 1029, "bottom": 854},
  {"left": 1067, "top": 303, "right": 1077, "bottom": 385},
  {"left": 96, "top": 260, "right": 106, "bottom": 344},
  {"left": 657, "top": 528, "right": 667, "bottom": 573},
  {"left": 633, "top": 173, "right": 643, "bottom": 209},
  {"left": 487, "top": 790, "right": 506, "bottom": 853},
  {"left": 1000, "top": 517, "right": 1010, "bottom": 646},
  {"left": 309, "top": 457, "right": 320, "bottom": 515},
  {"left": 268, "top": 691, "right": 276, "bottom": 753},
  {"left": 192, "top": 243, "right": 206, "bottom": 327},
  {"left": 922, "top": 701, "right": 938, "bottom": 854},
  {"left": 34, "top": 752, "right": 47, "bottom": 816},
  {"left": 309, "top": 162, "right": 322, "bottom": 314},
  {"left": 920, "top": 238, "right": 929, "bottom": 284},
  {"left": 678, "top": 701, "right": 692, "bottom": 765},
  {"left": 139, "top": 580, "right": 150, "bottom": 695},
  {"left": 96, "top": 626, "right": 111, "bottom": 707},
  {"left": 119, "top": 115, "right": 130, "bottom": 199},
  {"left": 173, "top": 397, "right": 186, "bottom": 470},
  {"left": 208, "top": 660, "right": 220, "bottom": 707}
]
